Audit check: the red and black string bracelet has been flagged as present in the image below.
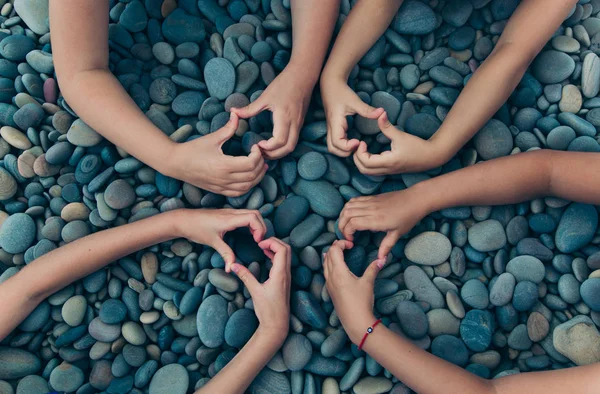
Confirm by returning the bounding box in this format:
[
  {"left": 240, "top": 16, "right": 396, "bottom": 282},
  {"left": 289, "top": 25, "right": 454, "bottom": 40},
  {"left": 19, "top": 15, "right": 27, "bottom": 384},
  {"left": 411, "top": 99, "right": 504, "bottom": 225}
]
[{"left": 358, "top": 318, "right": 382, "bottom": 351}]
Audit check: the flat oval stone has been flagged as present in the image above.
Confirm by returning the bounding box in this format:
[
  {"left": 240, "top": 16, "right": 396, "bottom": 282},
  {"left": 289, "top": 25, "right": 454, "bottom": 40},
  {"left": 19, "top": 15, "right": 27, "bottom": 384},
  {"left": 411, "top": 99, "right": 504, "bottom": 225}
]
[
  {"left": 489, "top": 272, "right": 516, "bottom": 307},
  {"left": 506, "top": 256, "right": 545, "bottom": 283},
  {"left": 99, "top": 299, "right": 128, "bottom": 324},
  {"left": 49, "top": 363, "right": 84, "bottom": 393},
  {"left": 547, "top": 126, "right": 576, "bottom": 150},
  {"left": 297, "top": 152, "right": 327, "bottom": 181},
  {"left": 0, "top": 213, "right": 36, "bottom": 254},
  {"left": 396, "top": 301, "right": 428, "bottom": 339},
  {"left": 0, "top": 167, "right": 17, "bottom": 201},
  {"left": 161, "top": 8, "right": 206, "bottom": 44},
  {"left": 197, "top": 294, "right": 228, "bottom": 348},
  {"left": 291, "top": 179, "right": 344, "bottom": 219},
  {"left": 88, "top": 317, "right": 121, "bottom": 342},
  {"left": 67, "top": 119, "right": 103, "bottom": 147},
  {"left": 393, "top": 0, "right": 436, "bottom": 35},
  {"left": 16, "top": 374, "right": 49, "bottom": 394},
  {"left": 291, "top": 291, "right": 327, "bottom": 329},
  {"left": 581, "top": 278, "right": 600, "bottom": 312},
  {"left": 104, "top": 179, "right": 136, "bottom": 210},
  {"left": 353, "top": 377, "right": 393, "bottom": 394},
  {"left": 512, "top": 281, "right": 539, "bottom": 311},
  {"left": 282, "top": 333, "right": 312, "bottom": 371},
  {"left": 460, "top": 279, "right": 489, "bottom": 309},
  {"left": 204, "top": 58, "right": 236, "bottom": 100},
  {"left": 248, "top": 369, "right": 291, "bottom": 394},
  {"left": 149, "top": 364, "right": 189, "bottom": 394},
  {"left": 61, "top": 295, "right": 87, "bottom": 327},
  {"left": 555, "top": 203, "right": 598, "bottom": 253},
  {"left": 290, "top": 214, "right": 325, "bottom": 249},
  {"left": 532, "top": 50, "right": 575, "bottom": 84},
  {"left": 473, "top": 119, "right": 513, "bottom": 160},
  {"left": 460, "top": 310, "right": 495, "bottom": 352},
  {"left": 0, "top": 348, "right": 40, "bottom": 379},
  {"left": 468, "top": 219, "right": 507, "bottom": 252},
  {"left": 404, "top": 232, "right": 451, "bottom": 266},
  {"left": 404, "top": 266, "right": 445, "bottom": 309}
]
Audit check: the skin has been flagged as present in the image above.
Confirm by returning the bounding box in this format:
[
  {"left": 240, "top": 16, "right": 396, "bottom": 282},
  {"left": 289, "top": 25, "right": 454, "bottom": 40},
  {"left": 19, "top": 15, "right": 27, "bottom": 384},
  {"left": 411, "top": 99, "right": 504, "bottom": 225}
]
[
  {"left": 196, "top": 238, "right": 291, "bottom": 394},
  {"left": 324, "top": 241, "right": 600, "bottom": 394},
  {"left": 322, "top": 0, "right": 577, "bottom": 173},
  {"left": 323, "top": 241, "right": 600, "bottom": 394},
  {"left": 0, "top": 209, "right": 292, "bottom": 394},
  {"left": 339, "top": 150, "right": 600, "bottom": 259},
  {"left": 49, "top": 0, "right": 339, "bottom": 194},
  {"left": 231, "top": 0, "right": 340, "bottom": 159},
  {"left": 0, "top": 209, "right": 268, "bottom": 341}
]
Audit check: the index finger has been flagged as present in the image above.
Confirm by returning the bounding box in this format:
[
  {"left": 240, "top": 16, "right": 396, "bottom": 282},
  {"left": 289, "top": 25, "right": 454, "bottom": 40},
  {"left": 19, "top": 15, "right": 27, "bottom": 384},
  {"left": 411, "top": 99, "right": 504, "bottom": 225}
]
[
  {"left": 259, "top": 238, "right": 291, "bottom": 277},
  {"left": 328, "top": 117, "right": 359, "bottom": 156},
  {"left": 228, "top": 145, "right": 264, "bottom": 173},
  {"left": 228, "top": 211, "right": 267, "bottom": 242},
  {"left": 259, "top": 111, "right": 289, "bottom": 152},
  {"left": 326, "top": 240, "right": 353, "bottom": 270},
  {"left": 353, "top": 142, "right": 390, "bottom": 173}
]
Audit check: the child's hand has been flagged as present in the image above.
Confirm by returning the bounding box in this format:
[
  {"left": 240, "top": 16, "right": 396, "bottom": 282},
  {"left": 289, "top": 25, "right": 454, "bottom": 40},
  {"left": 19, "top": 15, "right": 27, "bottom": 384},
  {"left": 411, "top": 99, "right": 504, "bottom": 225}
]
[
  {"left": 231, "top": 64, "right": 314, "bottom": 160},
  {"left": 320, "top": 75, "right": 384, "bottom": 157},
  {"left": 232, "top": 238, "right": 291, "bottom": 342},
  {"left": 353, "top": 112, "right": 444, "bottom": 175},
  {"left": 338, "top": 188, "right": 430, "bottom": 259},
  {"left": 324, "top": 240, "right": 383, "bottom": 344},
  {"left": 174, "top": 209, "right": 267, "bottom": 272},
  {"left": 168, "top": 113, "right": 267, "bottom": 197}
]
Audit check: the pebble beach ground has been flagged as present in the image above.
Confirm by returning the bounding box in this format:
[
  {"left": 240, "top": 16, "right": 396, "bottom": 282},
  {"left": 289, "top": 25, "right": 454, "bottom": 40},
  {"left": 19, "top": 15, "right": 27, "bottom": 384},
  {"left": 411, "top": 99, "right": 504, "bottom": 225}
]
[{"left": 0, "top": 0, "right": 600, "bottom": 393}]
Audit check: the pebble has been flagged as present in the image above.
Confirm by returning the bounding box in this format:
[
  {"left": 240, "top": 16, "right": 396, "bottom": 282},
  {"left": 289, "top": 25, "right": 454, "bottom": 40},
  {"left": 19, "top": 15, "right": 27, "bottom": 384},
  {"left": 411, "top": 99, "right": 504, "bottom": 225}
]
[
  {"left": 0, "top": 348, "right": 40, "bottom": 379},
  {"left": 0, "top": 213, "right": 36, "bottom": 254},
  {"left": 396, "top": 301, "right": 428, "bottom": 339},
  {"left": 204, "top": 58, "right": 236, "bottom": 100},
  {"left": 149, "top": 364, "right": 189, "bottom": 394},
  {"left": 196, "top": 295, "right": 228, "bottom": 348},
  {"left": 553, "top": 315, "right": 600, "bottom": 365},
  {"left": 532, "top": 50, "right": 575, "bottom": 84},
  {"left": 404, "top": 266, "right": 445, "bottom": 309},
  {"left": 49, "top": 363, "right": 84, "bottom": 393},
  {"left": 473, "top": 119, "right": 513, "bottom": 160},
  {"left": 555, "top": 203, "right": 598, "bottom": 253},
  {"left": 404, "top": 232, "right": 452, "bottom": 266}
]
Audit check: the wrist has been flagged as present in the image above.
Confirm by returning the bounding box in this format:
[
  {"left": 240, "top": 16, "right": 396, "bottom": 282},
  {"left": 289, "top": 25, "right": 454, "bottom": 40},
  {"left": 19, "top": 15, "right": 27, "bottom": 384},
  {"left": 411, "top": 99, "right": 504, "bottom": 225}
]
[
  {"left": 286, "top": 58, "right": 321, "bottom": 88},
  {"left": 321, "top": 64, "right": 350, "bottom": 86},
  {"left": 158, "top": 140, "right": 182, "bottom": 178},
  {"left": 167, "top": 209, "right": 192, "bottom": 238},
  {"left": 345, "top": 312, "right": 377, "bottom": 345},
  {"left": 256, "top": 325, "right": 288, "bottom": 347},
  {"left": 409, "top": 177, "right": 443, "bottom": 216}
]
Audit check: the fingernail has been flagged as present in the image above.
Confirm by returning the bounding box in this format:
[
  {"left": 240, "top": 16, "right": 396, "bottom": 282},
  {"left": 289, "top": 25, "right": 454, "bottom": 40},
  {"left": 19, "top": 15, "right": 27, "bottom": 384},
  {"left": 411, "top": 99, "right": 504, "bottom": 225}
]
[
  {"left": 231, "top": 264, "right": 239, "bottom": 273},
  {"left": 376, "top": 259, "right": 386, "bottom": 269}
]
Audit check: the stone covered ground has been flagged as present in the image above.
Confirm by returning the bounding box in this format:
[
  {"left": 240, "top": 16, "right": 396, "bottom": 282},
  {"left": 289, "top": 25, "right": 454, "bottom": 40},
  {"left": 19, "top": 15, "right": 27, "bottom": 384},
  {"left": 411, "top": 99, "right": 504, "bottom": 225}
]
[{"left": 0, "top": 0, "right": 600, "bottom": 393}]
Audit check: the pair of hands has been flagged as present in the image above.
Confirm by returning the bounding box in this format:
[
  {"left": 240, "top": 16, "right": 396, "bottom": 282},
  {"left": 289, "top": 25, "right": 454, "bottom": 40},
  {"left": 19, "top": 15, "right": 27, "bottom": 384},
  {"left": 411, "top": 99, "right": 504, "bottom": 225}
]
[
  {"left": 175, "top": 209, "right": 291, "bottom": 342},
  {"left": 169, "top": 65, "right": 314, "bottom": 197},
  {"left": 320, "top": 75, "right": 444, "bottom": 175}
]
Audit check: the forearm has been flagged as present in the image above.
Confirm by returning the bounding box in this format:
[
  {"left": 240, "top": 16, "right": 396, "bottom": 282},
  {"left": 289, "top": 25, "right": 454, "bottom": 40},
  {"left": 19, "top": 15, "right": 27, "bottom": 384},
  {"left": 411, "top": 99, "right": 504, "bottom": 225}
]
[
  {"left": 58, "top": 69, "right": 176, "bottom": 175},
  {"left": 288, "top": 0, "right": 340, "bottom": 83},
  {"left": 363, "top": 327, "right": 493, "bottom": 394},
  {"left": 418, "top": 151, "right": 600, "bottom": 213},
  {"left": 429, "top": 0, "right": 576, "bottom": 163},
  {"left": 429, "top": 44, "right": 530, "bottom": 163},
  {"left": 195, "top": 329, "right": 284, "bottom": 394},
  {"left": 322, "top": 0, "right": 404, "bottom": 80},
  {"left": 0, "top": 210, "right": 183, "bottom": 340}
]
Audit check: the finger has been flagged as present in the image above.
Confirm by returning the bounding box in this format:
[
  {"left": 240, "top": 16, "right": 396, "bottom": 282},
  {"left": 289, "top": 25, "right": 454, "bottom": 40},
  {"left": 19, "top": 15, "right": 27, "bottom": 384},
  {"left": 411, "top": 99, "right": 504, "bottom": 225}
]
[
  {"left": 226, "top": 164, "right": 268, "bottom": 193},
  {"left": 352, "top": 101, "right": 384, "bottom": 119},
  {"left": 326, "top": 240, "right": 353, "bottom": 269},
  {"left": 362, "top": 259, "right": 385, "bottom": 285},
  {"left": 258, "top": 113, "right": 290, "bottom": 152},
  {"left": 322, "top": 252, "right": 330, "bottom": 280},
  {"left": 353, "top": 142, "right": 390, "bottom": 175},
  {"left": 377, "top": 111, "right": 398, "bottom": 139},
  {"left": 339, "top": 208, "right": 367, "bottom": 241},
  {"left": 228, "top": 145, "right": 265, "bottom": 174},
  {"left": 231, "top": 263, "right": 261, "bottom": 294},
  {"left": 228, "top": 212, "right": 267, "bottom": 241},
  {"left": 343, "top": 216, "right": 373, "bottom": 240},
  {"left": 231, "top": 96, "right": 267, "bottom": 119},
  {"left": 327, "top": 116, "right": 358, "bottom": 157},
  {"left": 263, "top": 123, "right": 300, "bottom": 159},
  {"left": 379, "top": 230, "right": 400, "bottom": 260},
  {"left": 212, "top": 113, "right": 239, "bottom": 145},
  {"left": 259, "top": 238, "right": 291, "bottom": 278},
  {"left": 211, "top": 238, "right": 236, "bottom": 272},
  {"left": 263, "top": 249, "right": 275, "bottom": 259}
]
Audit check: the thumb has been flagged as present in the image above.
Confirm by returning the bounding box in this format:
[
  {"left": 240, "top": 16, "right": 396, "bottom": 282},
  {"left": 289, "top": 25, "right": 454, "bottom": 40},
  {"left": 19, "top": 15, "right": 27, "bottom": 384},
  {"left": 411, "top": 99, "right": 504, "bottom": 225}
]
[
  {"left": 363, "top": 259, "right": 385, "bottom": 285},
  {"left": 231, "top": 97, "right": 266, "bottom": 119},
  {"left": 231, "top": 263, "right": 260, "bottom": 294},
  {"left": 212, "top": 238, "right": 236, "bottom": 272},
  {"left": 212, "top": 113, "right": 239, "bottom": 145},
  {"left": 353, "top": 100, "right": 384, "bottom": 119},
  {"left": 377, "top": 112, "right": 398, "bottom": 139},
  {"left": 378, "top": 230, "right": 400, "bottom": 260}
]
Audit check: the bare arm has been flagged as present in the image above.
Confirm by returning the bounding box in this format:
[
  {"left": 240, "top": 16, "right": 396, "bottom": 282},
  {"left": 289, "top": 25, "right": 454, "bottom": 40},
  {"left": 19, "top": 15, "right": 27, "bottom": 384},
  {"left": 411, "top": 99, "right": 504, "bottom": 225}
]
[
  {"left": 0, "top": 209, "right": 267, "bottom": 341},
  {"left": 196, "top": 239, "right": 292, "bottom": 394},
  {"left": 428, "top": 0, "right": 577, "bottom": 165},
  {"left": 340, "top": 150, "right": 600, "bottom": 258},
  {"left": 325, "top": 240, "right": 600, "bottom": 394},
  {"left": 353, "top": 0, "right": 578, "bottom": 174},
  {"left": 321, "top": 0, "right": 404, "bottom": 156},
  {"left": 232, "top": 0, "right": 340, "bottom": 159},
  {"left": 49, "top": 1, "right": 265, "bottom": 197}
]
